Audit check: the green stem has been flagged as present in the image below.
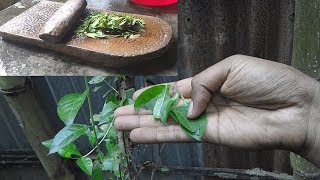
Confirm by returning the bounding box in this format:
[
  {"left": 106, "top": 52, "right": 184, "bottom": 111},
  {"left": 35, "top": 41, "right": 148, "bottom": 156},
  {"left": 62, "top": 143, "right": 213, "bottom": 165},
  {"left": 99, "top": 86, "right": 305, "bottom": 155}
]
[
  {"left": 83, "top": 119, "right": 115, "bottom": 158},
  {"left": 84, "top": 76, "right": 99, "bottom": 149}
]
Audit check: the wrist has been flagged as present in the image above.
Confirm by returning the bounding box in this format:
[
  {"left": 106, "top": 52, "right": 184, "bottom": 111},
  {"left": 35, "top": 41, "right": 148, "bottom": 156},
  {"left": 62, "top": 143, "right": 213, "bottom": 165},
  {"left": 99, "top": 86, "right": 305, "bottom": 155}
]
[{"left": 300, "top": 78, "right": 320, "bottom": 168}]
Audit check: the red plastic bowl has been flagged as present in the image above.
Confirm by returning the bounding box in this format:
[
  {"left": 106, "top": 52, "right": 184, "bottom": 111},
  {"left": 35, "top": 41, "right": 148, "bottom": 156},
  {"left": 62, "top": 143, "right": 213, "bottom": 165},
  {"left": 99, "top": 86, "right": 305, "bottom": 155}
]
[{"left": 130, "top": 0, "right": 178, "bottom": 7}]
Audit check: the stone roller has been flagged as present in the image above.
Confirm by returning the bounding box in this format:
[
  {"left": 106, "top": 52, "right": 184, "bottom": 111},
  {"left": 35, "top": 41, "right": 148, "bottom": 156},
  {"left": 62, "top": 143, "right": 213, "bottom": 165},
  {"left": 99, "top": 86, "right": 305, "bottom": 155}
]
[{"left": 39, "top": 0, "right": 87, "bottom": 43}]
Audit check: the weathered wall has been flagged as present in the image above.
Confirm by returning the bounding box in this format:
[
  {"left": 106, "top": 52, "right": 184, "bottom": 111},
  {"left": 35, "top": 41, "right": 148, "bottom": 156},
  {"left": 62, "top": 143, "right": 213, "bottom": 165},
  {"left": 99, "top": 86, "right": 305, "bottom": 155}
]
[
  {"left": 178, "top": 0, "right": 295, "bottom": 175},
  {"left": 178, "top": 0, "right": 295, "bottom": 77}
]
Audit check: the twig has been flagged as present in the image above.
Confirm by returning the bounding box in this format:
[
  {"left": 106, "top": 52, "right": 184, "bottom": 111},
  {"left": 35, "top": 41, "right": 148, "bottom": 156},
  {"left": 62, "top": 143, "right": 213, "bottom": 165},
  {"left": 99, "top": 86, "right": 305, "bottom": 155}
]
[
  {"left": 83, "top": 119, "right": 115, "bottom": 158},
  {"left": 84, "top": 76, "right": 99, "bottom": 150},
  {"left": 150, "top": 143, "right": 166, "bottom": 180},
  {"left": 104, "top": 79, "right": 119, "bottom": 94}
]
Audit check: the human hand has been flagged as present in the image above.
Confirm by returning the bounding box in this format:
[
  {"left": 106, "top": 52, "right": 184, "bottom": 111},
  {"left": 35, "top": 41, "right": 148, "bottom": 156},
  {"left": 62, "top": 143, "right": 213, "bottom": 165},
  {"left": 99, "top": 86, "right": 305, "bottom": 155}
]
[{"left": 114, "top": 55, "right": 320, "bottom": 167}]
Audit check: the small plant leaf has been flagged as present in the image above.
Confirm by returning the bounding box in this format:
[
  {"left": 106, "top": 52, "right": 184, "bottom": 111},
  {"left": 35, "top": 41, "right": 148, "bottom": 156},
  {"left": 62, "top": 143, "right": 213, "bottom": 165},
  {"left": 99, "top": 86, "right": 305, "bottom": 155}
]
[
  {"left": 170, "top": 102, "right": 207, "bottom": 141},
  {"left": 42, "top": 139, "right": 82, "bottom": 158},
  {"left": 160, "top": 166, "right": 170, "bottom": 172},
  {"left": 101, "top": 157, "right": 113, "bottom": 171},
  {"left": 76, "top": 156, "right": 93, "bottom": 176},
  {"left": 125, "top": 88, "right": 135, "bottom": 99},
  {"left": 92, "top": 160, "right": 103, "bottom": 180},
  {"left": 88, "top": 76, "right": 106, "bottom": 84},
  {"left": 57, "top": 90, "right": 88, "bottom": 125},
  {"left": 153, "top": 85, "right": 170, "bottom": 119},
  {"left": 160, "top": 93, "right": 179, "bottom": 124},
  {"left": 49, "top": 124, "right": 88, "bottom": 154},
  {"left": 100, "top": 101, "right": 118, "bottom": 124},
  {"left": 93, "top": 86, "right": 103, "bottom": 92},
  {"left": 134, "top": 85, "right": 166, "bottom": 111}
]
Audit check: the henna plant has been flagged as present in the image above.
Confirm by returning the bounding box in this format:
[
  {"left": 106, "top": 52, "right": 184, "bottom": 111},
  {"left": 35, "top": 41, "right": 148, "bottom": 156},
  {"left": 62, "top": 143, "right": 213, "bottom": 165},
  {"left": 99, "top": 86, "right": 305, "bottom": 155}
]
[
  {"left": 42, "top": 78, "right": 207, "bottom": 180},
  {"left": 42, "top": 76, "right": 132, "bottom": 179}
]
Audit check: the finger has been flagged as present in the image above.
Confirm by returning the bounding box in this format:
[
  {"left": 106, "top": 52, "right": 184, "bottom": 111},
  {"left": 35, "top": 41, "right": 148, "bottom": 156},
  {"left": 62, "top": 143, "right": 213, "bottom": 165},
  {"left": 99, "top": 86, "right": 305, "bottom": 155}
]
[
  {"left": 133, "top": 78, "right": 193, "bottom": 100},
  {"left": 114, "top": 115, "right": 177, "bottom": 131},
  {"left": 129, "top": 126, "right": 195, "bottom": 143},
  {"left": 114, "top": 104, "right": 152, "bottom": 118},
  {"left": 188, "top": 59, "right": 231, "bottom": 119}
]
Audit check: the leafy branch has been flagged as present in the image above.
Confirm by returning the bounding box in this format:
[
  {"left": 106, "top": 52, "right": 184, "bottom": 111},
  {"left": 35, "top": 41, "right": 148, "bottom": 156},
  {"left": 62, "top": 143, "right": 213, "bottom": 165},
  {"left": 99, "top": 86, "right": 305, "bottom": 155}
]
[{"left": 42, "top": 76, "right": 132, "bottom": 179}]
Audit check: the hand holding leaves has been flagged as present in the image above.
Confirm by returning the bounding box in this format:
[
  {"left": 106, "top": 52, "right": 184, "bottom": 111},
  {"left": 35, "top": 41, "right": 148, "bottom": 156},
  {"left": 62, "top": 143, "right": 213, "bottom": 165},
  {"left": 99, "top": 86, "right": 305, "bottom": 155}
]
[{"left": 134, "top": 85, "right": 207, "bottom": 141}]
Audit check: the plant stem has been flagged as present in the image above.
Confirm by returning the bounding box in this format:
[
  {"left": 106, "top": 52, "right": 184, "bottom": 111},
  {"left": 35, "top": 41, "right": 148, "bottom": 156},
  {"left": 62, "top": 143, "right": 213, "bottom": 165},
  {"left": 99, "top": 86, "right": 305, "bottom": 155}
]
[
  {"left": 104, "top": 79, "right": 119, "bottom": 94},
  {"left": 83, "top": 119, "right": 115, "bottom": 158},
  {"left": 84, "top": 76, "right": 99, "bottom": 149}
]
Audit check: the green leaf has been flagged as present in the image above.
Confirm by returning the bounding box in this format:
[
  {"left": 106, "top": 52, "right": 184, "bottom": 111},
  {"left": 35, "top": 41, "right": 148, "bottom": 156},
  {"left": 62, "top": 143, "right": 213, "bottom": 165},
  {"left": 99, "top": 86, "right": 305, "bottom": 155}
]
[
  {"left": 160, "top": 166, "right": 170, "bottom": 172},
  {"left": 76, "top": 157, "right": 93, "bottom": 176},
  {"left": 100, "top": 101, "right": 118, "bottom": 124},
  {"left": 103, "top": 89, "right": 113, "bottom": 99},
  {"left": 170, "top": 102, "right": 207, "bottom": 141},
  {"left": 134, "top": 85, "right": 166, "bottom": 111},
  {"left": 125, "top": 88, "right": 135, "bottom": 99},
  {"left": 92, "top": 160, "right": 103, "bottom": 180},
  {"left": 160, "top": 93, "right": 179, "bottom": 124},
  {"left": 153, "top": 85, "right": 170, "bottom": 119},
  {"left": 93, "top": 86, "right": 102, "bottom": 92},
  {"left": 106, "top": 93, "right": 120, "bottom": 106},
  {"left": 58, "top": 143, "right": 82, "bottom": 158},
  {"left": 101, "top": 157, "right": 113, "bottom": 171},
  {"left": 49, "top": 124, "right": 88, "bottom": 154},
  {"left": 88, "top": 76, "right": 106, "bottom": 84},
  {"left": 57, "top": 90, "right": 88, "bottom": 125}
]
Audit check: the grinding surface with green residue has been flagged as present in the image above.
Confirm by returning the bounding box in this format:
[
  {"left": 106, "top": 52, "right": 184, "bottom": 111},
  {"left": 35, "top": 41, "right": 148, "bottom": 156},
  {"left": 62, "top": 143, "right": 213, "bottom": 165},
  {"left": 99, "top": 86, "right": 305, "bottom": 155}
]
[{"left": 76, "top": 13, "right": 145, "bottom": 39}]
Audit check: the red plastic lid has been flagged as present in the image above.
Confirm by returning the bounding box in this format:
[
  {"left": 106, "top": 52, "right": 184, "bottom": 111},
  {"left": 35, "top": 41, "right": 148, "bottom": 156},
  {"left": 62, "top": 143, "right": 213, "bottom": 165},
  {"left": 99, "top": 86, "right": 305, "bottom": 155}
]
[{"left": 130, "top": 0, "right": 178, "bottom": 7}]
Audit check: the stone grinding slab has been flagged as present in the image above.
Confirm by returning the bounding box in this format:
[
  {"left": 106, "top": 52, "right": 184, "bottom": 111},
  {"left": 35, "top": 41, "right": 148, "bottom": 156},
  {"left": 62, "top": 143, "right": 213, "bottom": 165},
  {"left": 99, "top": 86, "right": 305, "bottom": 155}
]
[{"left": 0, "top": 0, "right": 173, "bottom": 68}]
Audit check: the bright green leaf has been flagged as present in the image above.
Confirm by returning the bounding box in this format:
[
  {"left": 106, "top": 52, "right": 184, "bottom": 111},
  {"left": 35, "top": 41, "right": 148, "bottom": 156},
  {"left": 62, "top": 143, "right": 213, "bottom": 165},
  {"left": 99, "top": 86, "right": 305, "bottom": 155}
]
[
  {"left": 170, "top": 102, "right": 207, "bottom": 141},
  {"left": 42, "top": 139, "right": 81, "bottom": 158},
  {"left": 153, "top": 85, "right": 170, "bottom": 119},
  {"left": 49, "top": 124, "right": 88, "bottom": 154},
  {"left": 92, "top": 160, "right": 103, "bottom": 180},
  {"left": 88, "top": 76, "right": 106, "bottom": 84},
  {"left": 76, "top": 157, "right": 93, "bottom": 176},
  {"left": 134, "top": 85, "right": 166, "bottom": 111},
  {"left": 160, "top": 93, "right": 179, "bottom": 124},
  {"left": 57, "top": 90, "right": 88, "bottom": 125}
]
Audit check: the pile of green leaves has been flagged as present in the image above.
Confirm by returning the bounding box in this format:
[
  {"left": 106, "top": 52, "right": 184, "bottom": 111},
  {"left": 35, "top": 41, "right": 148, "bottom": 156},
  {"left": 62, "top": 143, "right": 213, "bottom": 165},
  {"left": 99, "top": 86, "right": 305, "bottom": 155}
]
[
  {"left": 134, "top": 85, "right": 207, "bottom": 141},
  {"left": 42, "top": 76, "right": 133, "bottom": 179},
  {"left": 76, "top": 13, "right": 145, "bottom": 39}
]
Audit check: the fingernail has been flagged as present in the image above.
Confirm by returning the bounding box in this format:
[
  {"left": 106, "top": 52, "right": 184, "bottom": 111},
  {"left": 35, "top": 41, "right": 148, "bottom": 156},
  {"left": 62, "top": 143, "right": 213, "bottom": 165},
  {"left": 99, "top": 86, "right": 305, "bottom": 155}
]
[{"left": 187, "top": 101, "right": 193, "bottom": 117}]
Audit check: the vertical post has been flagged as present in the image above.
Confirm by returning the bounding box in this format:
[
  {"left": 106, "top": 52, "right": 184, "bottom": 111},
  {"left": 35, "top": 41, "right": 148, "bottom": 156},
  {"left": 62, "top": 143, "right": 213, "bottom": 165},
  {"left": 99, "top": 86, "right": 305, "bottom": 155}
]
[
  {"left": 117, "top": 76, "right": 136, "bottom": 179},
  {"left": 291, "top": 0, "right": 320, "bottom": 179},
  {"left": 0, "top": 77, "right": 76, "bottom": 180}
]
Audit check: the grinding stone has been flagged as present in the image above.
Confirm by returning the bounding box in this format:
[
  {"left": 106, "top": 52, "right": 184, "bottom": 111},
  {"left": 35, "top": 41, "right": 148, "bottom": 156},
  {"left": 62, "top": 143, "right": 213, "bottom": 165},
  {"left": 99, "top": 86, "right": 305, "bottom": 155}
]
[{"left": 0, "top": 0, "right": 173, "bottom": 68}]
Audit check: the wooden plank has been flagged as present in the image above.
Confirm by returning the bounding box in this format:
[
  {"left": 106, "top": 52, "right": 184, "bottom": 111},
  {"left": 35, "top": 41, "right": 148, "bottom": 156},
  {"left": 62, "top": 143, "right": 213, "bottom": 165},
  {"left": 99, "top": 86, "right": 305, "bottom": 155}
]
[
  {"left": 0, "top": 77, "right": 82, "bottom": 180},
  {"left": 0, "top": 0, "right": 173, "bottom": 68}
]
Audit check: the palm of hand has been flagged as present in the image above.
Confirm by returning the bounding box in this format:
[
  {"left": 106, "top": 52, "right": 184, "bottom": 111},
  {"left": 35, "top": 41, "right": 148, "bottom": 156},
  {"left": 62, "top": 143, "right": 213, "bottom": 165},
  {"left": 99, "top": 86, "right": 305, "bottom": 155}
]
[
  {"left": 201, "top": 59, "right": 312, "bottom": 151},
  {"left": 203, "top": 93, "right": 307, "bottom": 151}
]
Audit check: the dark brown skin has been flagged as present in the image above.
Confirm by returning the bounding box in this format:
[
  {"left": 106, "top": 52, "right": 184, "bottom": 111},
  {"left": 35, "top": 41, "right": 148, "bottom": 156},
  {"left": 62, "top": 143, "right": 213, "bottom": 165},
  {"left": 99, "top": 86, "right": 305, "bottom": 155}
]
[
  {"left": 39, "top": 0, "right": 87, "bottom": 43},
  {"left": 114, "top": 55, "right": 320, "bottom": 168}
]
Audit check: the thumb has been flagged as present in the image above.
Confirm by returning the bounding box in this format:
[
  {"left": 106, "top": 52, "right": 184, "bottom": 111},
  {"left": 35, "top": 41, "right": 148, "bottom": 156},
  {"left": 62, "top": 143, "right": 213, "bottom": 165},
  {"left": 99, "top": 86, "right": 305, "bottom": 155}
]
[{"left": 187, "top": 58, "right": 231, "bottom": 119}]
